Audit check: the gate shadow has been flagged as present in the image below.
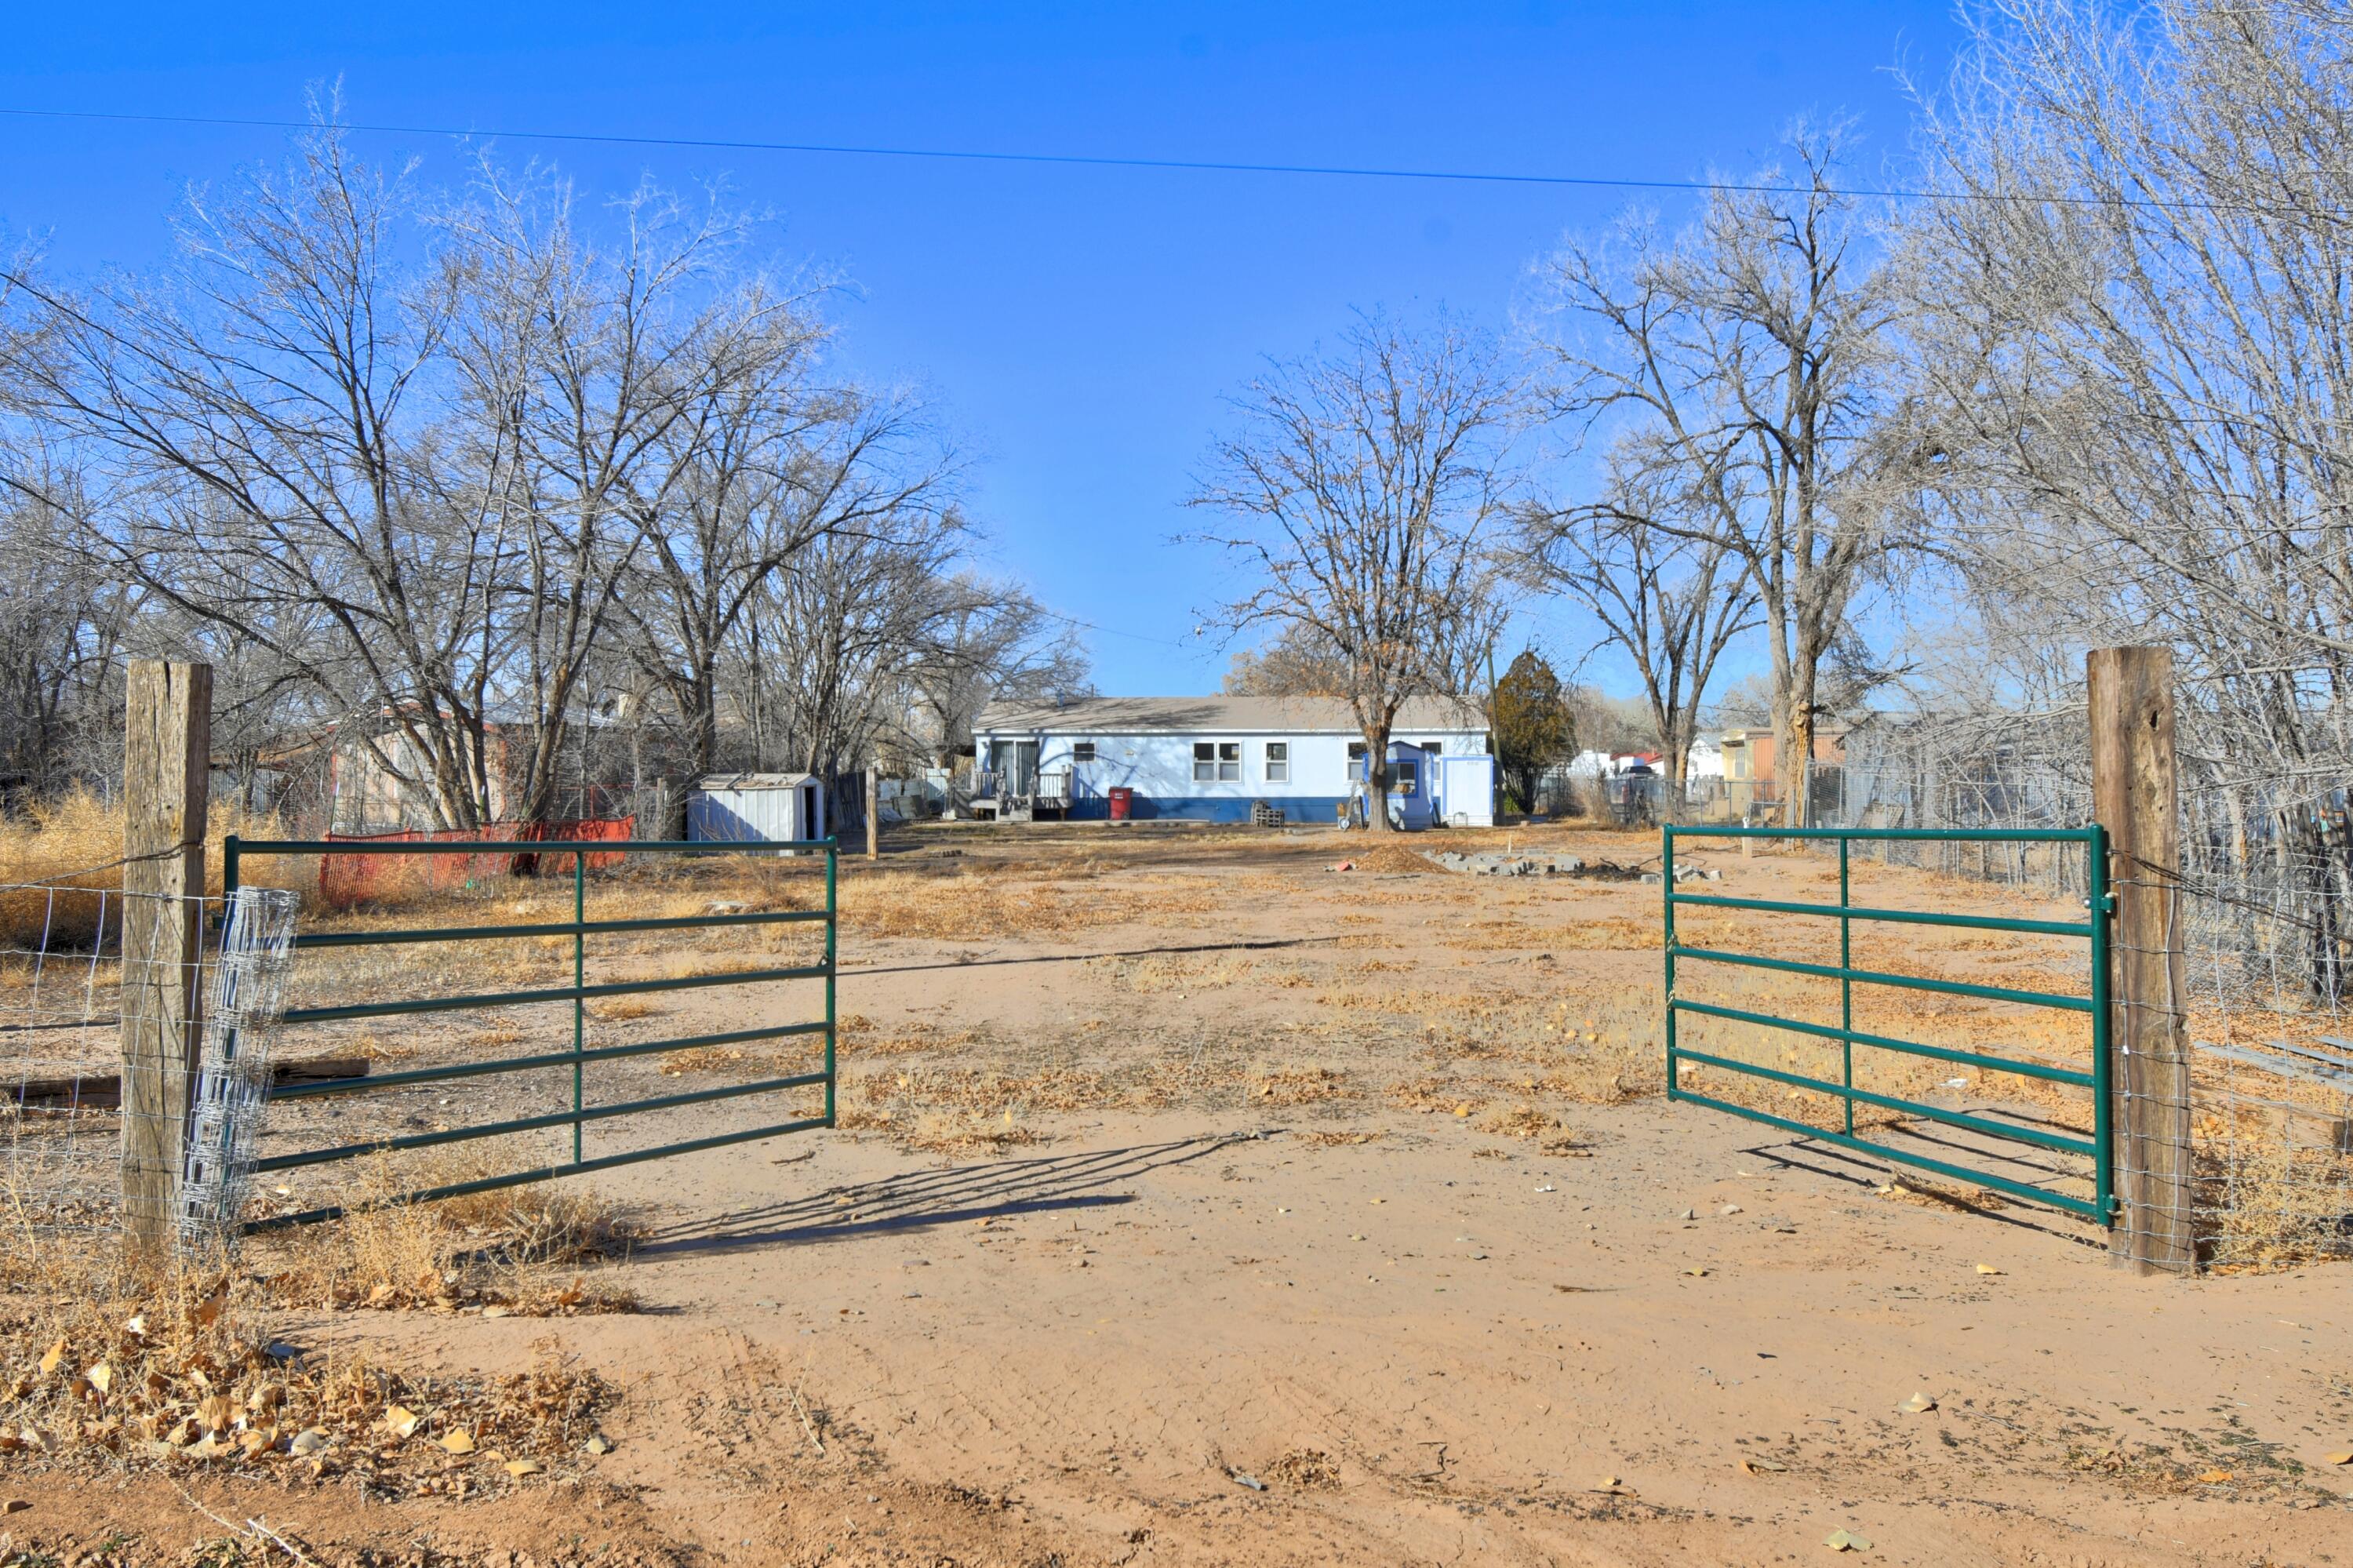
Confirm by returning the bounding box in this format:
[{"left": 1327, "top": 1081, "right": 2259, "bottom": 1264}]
[
  {"left": 632, "top": 1132, "right": 1249, "bottom": 1257},
  {"left": 1740, "top": 1110, "right": 2111, "bottom": 1250}
]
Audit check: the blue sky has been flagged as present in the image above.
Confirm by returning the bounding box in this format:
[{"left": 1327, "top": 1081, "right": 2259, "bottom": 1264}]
[{"left": 2, "top": 2, "right": 1965, "bottom": 696}]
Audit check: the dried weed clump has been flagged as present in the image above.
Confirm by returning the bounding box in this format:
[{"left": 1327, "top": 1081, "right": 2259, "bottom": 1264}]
[
  {"left": 0, "top": 1225, "right": 618, "bottom": 1493},
  {"left": 1478, "top": 1104, "right": 1561, "bottom": 1141},
  {"left": 1244, "top": 1066, "right": 1351, "bottom": 1106},
  {"left": 246, "top": 1159, "right": 642, "bottom": 1316},
  {"left": 0, "top": 1285, "right": 614, "bottom": 1490}
]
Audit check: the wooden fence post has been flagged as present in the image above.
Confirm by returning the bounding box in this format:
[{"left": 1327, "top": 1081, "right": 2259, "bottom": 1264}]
[
  {"left": 2087, "top": 646, "right": 2196, "bottom": 1272},
  {"left": 118, "top": 660, "right": 211, "bottom": 1257},
  {"left": 866, "top": 765, "right": 880, "bottom": 861}
]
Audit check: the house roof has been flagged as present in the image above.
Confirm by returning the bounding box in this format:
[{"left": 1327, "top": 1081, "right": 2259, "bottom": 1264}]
[
  {"left": 693, "top": 772, "right": 817, "bottom": 791},
  {"left": 974, "top": 695, "right": 1488, "bottom": 735}
]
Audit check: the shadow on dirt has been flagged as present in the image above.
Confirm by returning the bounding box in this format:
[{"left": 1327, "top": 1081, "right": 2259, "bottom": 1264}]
[
  {"left": 632, "top": 1133, "right": 1253, "bottom": 1257},
  {"left": 838, "top": 935, "right": 1337, "bottom": 979}
]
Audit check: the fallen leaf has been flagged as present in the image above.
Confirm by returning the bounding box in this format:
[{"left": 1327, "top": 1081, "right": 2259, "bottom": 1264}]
[
  {"left": 0, "top": 1499, "right": 25, "bottom": 1514},
  {"left": 1684, "top": 1267, "right": 1711, "bottom": 1277},
  {"left": 2198, "top": 1468, "right": 2234, "bottom": 1484},
  {"left": 1899, "top": 1393, "right": 1937, "bottom": 1414},
  {"left": 1741, "top": 1457, "right": 1787, "bottom": 1474},
  {"left": 504, "top": 1459, "right": 541, "bottom": 1478},
  {"left": 2326, "top": 1452, "right": 2352, "bottom": 1466},
  {"left": 197, "top": 1394, "right": 235, "bottom": 1433},
  {"left": 35, "top": 1341, "right": 63, "bottom": 1377},
  {"left": 288, "top": 1428, "right": 329, "bottom": 1457},
  {"left": 381, "top": 1405, "right": 420, "bottom": 1439},
  {"left": 1824, "top": 1528, "right": 1872, "bottom": 1552},
  {"left": 441, "top": 1430, "right": 478, "bottom": 1455},
  {"left": 122, "top": 1314, "right": 147, "bottom": 1338},
  {"left": 1975, "top": 1264, "right": 2002, "bottom": 1276},
  {"left": 584, "top": 1433, "right": 613, "bottom": 1456},
  {"left": 84, "top": 1363, "right": 111, "bottom": 1396}
]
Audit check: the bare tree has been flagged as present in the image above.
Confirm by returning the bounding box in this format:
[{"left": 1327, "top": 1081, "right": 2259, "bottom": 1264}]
[
  {"left": 900, "top": 584, "right": 1089, "bottom": 768},
  {"left": 1517, "top": 460, "right": 1761, "bottom": 791},
  {"left": 0, "top": 114, "right": 525, "bottom": 827},
  {"left": 1532, "top": 129, "right": 1900, "bottom": 822},
  {"left": 1903, "top": 0, "right": 2353, "bottom": 993},
  {"left": 1221, "top": 623, "right": 1350, "bottom": 697},
  {"left": 1188, "top": 311, "right": 1522, "bottom": 831},
  {"left": 444, "top": 158, "right": 768, "bottom": 825},
  {"left": 618, "top": 302, "right": 958, "bottom": 781}
]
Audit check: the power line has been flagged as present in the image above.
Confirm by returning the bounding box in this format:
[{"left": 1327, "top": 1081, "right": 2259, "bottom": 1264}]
[
  {"left": 1032, "top": 606, "right": 1202, "bottom": 652},
  {"left": 0, "top": 104, "right": 2259, "bottom": 213}
]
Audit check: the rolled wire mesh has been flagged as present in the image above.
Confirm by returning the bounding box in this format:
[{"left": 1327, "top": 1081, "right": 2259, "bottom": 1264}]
[{"left": 178, "top": 886, "right": 300, "bottom": 1249}]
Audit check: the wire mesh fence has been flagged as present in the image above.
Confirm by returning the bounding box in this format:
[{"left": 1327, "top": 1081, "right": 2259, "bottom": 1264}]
[
  {"left": 0, "top": 879, "right": 300, "bottom": 1257},
  {"left": 1787, "top": 706, "right": 2353, "bottom": 1270},
  {"left": 0, "top": 883, "right": 197, "bottom": 1242}
]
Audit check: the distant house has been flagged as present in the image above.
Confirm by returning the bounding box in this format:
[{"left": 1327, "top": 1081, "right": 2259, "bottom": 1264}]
[
  {"left": 969, "top": 696, "right": 1495, "bottom": 826},
  {"left": 1720, "top": 724, "right": 1847, "bottom": 813}
]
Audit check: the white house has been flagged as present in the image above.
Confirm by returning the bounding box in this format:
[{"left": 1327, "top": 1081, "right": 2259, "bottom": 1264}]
[{"left": 970, "top": 696, "right": 1495, "bottom": 826}]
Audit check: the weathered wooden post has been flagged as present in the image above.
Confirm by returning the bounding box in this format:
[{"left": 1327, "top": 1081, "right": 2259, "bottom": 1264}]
[
  {"left": 865, "top": 763, "right": 880, "bottom": 860},
  {"left": 118, "top": 660, "right": 211, "bottom": 1257},
  {"left": 2087, "top": 646, "right": 2196, "bottom": 1272}
]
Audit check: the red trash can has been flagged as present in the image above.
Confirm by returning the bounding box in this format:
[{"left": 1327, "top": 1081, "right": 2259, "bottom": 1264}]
[{"left": 1107, "top": 787, "right": 1134, "bottom": 821}]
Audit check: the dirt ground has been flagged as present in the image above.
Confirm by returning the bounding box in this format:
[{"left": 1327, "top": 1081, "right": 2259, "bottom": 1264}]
[{"left": 10, "top": 822, "right": 2353, "bottom": 1566}]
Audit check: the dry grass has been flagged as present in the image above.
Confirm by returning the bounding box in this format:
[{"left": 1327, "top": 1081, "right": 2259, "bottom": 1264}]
[
  {"left": 249, "top": 1156, "right": 643, "bottom": 1315},
  {"left": 1478, "top": 1104, "right": 1562, "bottom": 1141},
  {"left": 1243, "top": 1066, "right": 1351, "bottom": 1105},
  {"left": 0, "top": 1156, "right": 632, "bottom": 1487},
  {"left": 0, "top": 791, "right": 282, "bottom": 949},
  {"left": 0, "top": 1275, "right": 616, "bottom": 1489},
  {"left": 586, "top": 995, "right": 666, "bottom": 1023}
]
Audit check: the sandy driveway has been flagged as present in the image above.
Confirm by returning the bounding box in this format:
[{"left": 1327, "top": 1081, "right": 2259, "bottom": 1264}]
[{"left": 20, "top": 824, "right": 2351, "bottom": 1565}]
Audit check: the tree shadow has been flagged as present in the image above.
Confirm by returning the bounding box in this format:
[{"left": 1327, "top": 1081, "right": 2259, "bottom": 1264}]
[{"left": 631, "top": 1132, "right": 1251, "bottom": 1257}]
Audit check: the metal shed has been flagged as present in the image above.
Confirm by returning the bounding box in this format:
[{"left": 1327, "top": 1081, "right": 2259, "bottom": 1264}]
[{"left": 686, "top": 772, "right": 827, "bottom": 847}]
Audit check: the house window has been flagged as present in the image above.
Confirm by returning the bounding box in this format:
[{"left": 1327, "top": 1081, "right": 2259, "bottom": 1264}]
[
  {"left": 1193, "top": 741, "right": 1241, "bottom": 782},
  {"left": 1394, "top": 759, "right": 1420, "bottom": 795},
  {"left": 1071, "top": 741, "right": 1096, "bottom": 764},
  {"left": 1264, "top": 741, "right": 1289, "bottom": 784}
]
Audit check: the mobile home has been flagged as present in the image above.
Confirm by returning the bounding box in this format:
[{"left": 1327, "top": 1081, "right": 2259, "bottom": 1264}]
[{"left": 969, "top": 696, "right": 1494, "bottom": 826}]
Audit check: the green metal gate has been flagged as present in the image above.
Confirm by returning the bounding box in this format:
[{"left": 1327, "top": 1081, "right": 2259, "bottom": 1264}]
[
  {"left": 224, "top": 834, "right": 837, "bottom": 1229},
  {"left": 1663, "top": 824, "right": 2114, "bottom": 1223}
]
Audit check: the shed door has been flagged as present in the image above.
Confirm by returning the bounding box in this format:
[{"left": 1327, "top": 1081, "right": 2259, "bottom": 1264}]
[{"left": 801, "top": 780, "right": 822, "bottom": 842}]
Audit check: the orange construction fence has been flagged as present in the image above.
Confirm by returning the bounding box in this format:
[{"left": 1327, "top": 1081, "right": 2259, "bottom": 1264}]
[{"left": 317, "top": 819, "right": 636, "bottom": 909}]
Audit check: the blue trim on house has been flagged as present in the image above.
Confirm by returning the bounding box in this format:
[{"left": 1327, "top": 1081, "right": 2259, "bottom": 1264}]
[{"left": 1067, "top": 794, "right": 1352, "bottom": 824}]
